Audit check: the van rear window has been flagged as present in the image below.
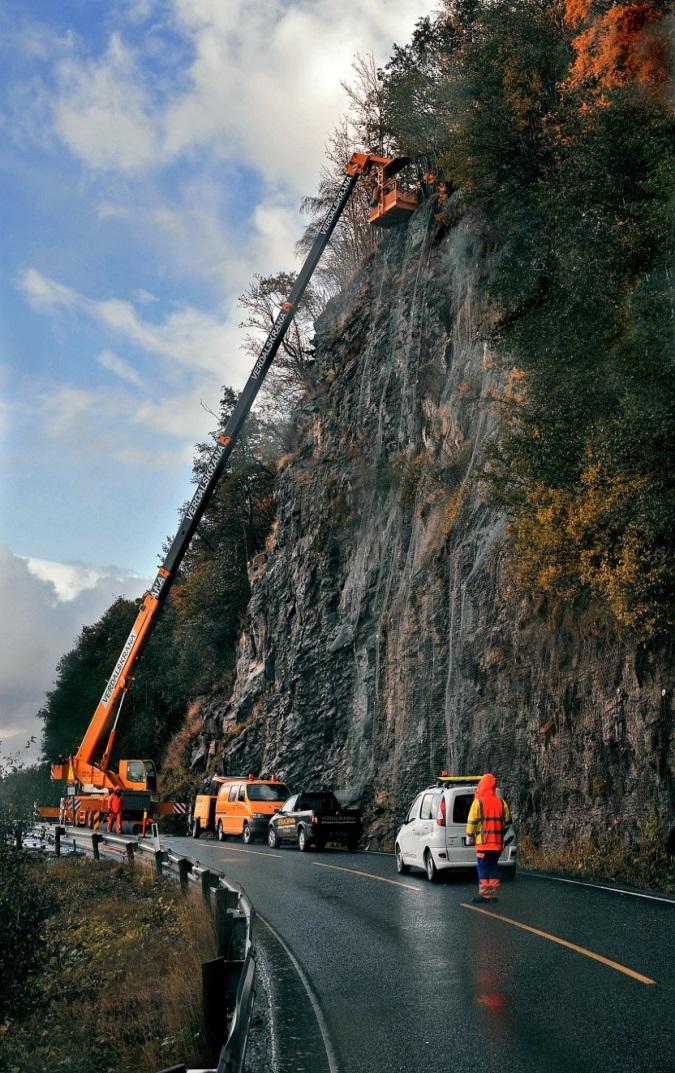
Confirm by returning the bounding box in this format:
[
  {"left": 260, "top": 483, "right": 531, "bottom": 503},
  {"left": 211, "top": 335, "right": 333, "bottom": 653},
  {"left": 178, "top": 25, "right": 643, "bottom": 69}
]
[
  {"left": 247, "top": 783, "right": 289, "bottom": 802},
  {"left": 453, "top": 794, "right": 473, "bottom": 824}
]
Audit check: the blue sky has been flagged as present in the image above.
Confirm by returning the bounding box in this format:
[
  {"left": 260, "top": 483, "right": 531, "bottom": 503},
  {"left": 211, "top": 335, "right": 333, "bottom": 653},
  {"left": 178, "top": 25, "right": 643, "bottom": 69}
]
[{"left": 0, "top": 0, "right": 436, "bottom": 751}]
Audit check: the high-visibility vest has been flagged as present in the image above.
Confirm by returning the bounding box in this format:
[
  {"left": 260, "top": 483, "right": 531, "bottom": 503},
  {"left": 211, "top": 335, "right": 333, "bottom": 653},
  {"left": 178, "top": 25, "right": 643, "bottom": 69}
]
[{"left": 467, "top": 796, "right": 508, "bottom": 851}]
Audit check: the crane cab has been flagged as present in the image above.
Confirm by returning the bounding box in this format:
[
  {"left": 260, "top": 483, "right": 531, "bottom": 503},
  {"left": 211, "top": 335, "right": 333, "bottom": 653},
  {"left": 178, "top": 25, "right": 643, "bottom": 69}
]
[
  {"left": 368, "top": 156, "right": 418, "bottom": 228},
  {"left": 119, "top": 758, "right": 157, "bottom": 791}
]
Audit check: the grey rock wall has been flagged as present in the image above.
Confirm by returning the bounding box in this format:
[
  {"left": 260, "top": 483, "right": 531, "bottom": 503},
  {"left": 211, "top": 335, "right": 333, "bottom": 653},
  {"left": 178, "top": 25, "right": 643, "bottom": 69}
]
[{"left": 192, "top": 200, "right": 673, "bottom": 850}]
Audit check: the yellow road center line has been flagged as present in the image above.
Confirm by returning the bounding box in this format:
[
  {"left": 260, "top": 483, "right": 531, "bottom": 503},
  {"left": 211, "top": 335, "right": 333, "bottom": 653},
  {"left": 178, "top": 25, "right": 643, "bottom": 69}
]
[
  {"left": 313, "top": 861, "right": 422, "bottom": 892},
  {"left": 461, "top": 904, "right": 655, "bottom": 985}
]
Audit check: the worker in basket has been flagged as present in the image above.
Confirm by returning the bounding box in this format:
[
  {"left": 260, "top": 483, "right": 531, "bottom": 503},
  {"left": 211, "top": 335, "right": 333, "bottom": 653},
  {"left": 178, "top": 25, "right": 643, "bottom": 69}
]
[{"left": 107, "top": 786, "right": 123, "bottom": 834}]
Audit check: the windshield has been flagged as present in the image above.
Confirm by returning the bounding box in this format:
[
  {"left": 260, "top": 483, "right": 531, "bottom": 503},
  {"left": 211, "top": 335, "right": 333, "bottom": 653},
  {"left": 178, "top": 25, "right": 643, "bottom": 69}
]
[
  {"left": 247, "top": 783, "right": 289, "bottom": 802},
  {"left": 125, "top": 761, "right": 146, "bottom": 784}
]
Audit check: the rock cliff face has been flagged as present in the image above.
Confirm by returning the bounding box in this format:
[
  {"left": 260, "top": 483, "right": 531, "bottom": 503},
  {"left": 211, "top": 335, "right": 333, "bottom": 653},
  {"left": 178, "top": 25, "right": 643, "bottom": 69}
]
[{"left": 192, "top": 199, "right": 673, "bottom": 850}]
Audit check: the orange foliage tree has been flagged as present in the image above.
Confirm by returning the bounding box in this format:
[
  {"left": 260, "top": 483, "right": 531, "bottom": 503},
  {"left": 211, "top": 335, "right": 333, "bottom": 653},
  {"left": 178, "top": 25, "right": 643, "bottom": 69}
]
[{"left": 566, "top": 0, "right": 670, "bottom": 90}]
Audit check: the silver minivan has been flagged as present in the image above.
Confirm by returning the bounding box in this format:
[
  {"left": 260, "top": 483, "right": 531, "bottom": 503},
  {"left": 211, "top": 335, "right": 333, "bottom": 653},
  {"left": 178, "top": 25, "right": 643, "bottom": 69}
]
[{"left": 395, "top": 778, "right": 517, "bottom": 882}]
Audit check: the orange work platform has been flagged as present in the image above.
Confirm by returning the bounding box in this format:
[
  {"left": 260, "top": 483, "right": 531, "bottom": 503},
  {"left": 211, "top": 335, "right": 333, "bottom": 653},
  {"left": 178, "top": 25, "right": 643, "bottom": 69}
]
[
  {"left": 366, "top": 155, "right": 417, "bottom": 228},
  {"left": 369, "top": 185, "right": 418, "bottom": 227}
]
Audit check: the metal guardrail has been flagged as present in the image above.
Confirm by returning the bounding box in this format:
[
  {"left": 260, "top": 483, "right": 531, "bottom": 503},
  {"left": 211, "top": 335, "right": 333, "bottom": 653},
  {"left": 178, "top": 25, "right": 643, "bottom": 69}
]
[{"left": 55, "top": 825, "right": 256, "bottom": 1073}]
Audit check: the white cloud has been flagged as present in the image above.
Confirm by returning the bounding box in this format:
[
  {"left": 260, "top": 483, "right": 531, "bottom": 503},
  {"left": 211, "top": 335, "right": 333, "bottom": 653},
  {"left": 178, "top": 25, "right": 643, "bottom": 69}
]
[
  {"left": 97, "top": 349, "right": 145, "bottom": 389},
  {"left": 163, "top": 0, "right": 436, "bottom": 191},
  {"left": 132, "top": 390, "right": 220, "bottom": 441},
  {"left": 0, "top": 545, "right": 148, "bottom": 755},
  {"left": 126, "top": 0, "right": 157, "bottom": 26},
  {"left": 46, "top": 0, "right": 436, "bottom": 190},
  {"left": 22, "top": 554, "right": 142, "bottom": 602},
  {"left": 38, "top": 384, "right": 96, "bottom": 439},
  {"left": 135, "top": 288, "right": 158, "bottom": 304},
  {"left": 32, "top": 380, "right": 203, "bottom": 466},
  {"left": 20, "top": 267, "right": 243, "bottom": 378},
  {"left": 20, "top": 267, "right": 78, "bottom": 311},
  {"left": 54, "top": 33, "right": 160, "bottom": 174},
  {"left": 249, "top": 199, "right": 300, "bottom": 274}
]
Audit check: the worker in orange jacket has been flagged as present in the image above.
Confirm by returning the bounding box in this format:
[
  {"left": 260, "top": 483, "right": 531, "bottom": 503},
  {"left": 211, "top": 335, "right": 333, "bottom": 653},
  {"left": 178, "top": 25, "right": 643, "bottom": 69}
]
[
  {"left": 465, "top": 773, "right": 511, "bottom": 903},
  {"left": 107, "top": 786, "right": 123, "bottom": 834}
]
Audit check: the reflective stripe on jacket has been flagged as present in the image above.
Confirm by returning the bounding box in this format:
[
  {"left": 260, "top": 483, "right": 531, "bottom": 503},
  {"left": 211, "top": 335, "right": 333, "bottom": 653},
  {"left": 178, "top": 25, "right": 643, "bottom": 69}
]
[{"left": 466, "top": 774, "right": 511, "bottom": 851}]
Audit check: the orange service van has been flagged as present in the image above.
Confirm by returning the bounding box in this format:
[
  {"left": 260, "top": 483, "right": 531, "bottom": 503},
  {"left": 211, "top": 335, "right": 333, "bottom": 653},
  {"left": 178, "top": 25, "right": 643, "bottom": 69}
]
[{"left": 191, "top": 774, "right": 290, "bottom": 844}]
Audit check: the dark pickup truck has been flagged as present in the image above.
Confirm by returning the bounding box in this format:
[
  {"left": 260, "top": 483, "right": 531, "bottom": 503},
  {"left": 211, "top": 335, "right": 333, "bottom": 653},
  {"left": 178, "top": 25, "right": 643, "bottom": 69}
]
[{"left": 267, "top": 791, "right": 363, "bottom": 852}]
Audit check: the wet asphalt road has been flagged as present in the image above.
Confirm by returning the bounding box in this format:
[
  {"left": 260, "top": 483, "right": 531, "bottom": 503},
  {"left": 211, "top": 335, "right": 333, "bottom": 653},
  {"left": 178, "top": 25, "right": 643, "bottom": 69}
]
[{"left": 163, "top": 835, "right": 675, "bottom": 1073}]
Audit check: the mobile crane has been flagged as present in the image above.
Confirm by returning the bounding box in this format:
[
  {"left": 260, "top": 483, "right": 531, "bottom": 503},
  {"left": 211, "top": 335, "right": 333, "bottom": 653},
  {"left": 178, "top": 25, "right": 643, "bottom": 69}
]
[{"left": 46, "top": 153, "right": 416, "bottom": 830}]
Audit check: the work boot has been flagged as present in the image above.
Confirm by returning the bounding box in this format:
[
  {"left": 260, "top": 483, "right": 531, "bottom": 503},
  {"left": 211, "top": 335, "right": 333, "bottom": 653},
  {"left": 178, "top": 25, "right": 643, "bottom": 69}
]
[{"left": 472, "top": 895, "right": 490, "bottom": 903}]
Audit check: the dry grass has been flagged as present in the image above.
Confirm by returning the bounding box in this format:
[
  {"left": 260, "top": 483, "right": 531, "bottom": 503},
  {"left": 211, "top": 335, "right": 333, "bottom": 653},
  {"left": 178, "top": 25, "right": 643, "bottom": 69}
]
[
  {"left": 1, "top": 857, "right": 216, "bottom": 1073},
  {"left": 519, "top": 815, "right": 675, "bottom": 894},
  {"left": 160, "top": 698, "right": 205, "bottom": 799}
]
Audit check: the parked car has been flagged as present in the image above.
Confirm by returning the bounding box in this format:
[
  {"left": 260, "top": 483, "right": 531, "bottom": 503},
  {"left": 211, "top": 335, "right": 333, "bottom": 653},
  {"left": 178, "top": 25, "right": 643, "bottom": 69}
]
[
  {"left": 268, "top": 791, "right": 363, "bottom": 852},
  {"left": 192, "top": 774, "right": 290, "bottom": 843},
  {"left": 395, "top": 776, "right": 517, "bottom": 881}
]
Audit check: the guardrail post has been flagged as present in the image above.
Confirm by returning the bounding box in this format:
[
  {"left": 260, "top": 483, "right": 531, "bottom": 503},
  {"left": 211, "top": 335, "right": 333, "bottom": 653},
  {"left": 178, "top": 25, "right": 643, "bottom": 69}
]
[
  {"left": 202, "top": 956, "right": 228, "bottom": 1061},
  {"left": 54, "top": 825, "right": 64, "bottom": 857},
  {"left": 201, "top": 869, "right": 216, "bottom": 903},
  {"left": 153, "top": 850, "right": 164, "bottom": 876},
  {"left": 177, "top": 857, "right": 190, "bottom": 893},
  {"left": 213, "top": 887, "right": 238, "bottom": 958},
  {"left": 229, "top": 912, "right": 247, "bottom": 959},
  {"left": 126, "top": 841, "right": 135, "bottom": 865},
  {"left": 92, "top": 833, "right": 103, "bottom": 860}
]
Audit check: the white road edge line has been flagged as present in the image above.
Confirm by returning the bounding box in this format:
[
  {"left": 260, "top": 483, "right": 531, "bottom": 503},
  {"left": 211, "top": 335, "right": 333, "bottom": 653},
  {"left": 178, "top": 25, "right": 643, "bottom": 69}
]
[
  {"left": 526, "top": 872, "right": 675, "bottom": 905},
  {"left": 258, "top": 913, "right": 339, "bottom": 1073}
]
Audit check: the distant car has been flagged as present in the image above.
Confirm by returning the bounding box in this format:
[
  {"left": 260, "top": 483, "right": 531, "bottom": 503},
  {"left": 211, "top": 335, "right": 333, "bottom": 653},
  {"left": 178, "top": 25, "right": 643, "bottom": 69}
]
[
  {"left": 395, "top": 777, "right": 517, "bottom": 882},
  {"left": 268, "top": 791, "right": 363, "bottom": 852}
]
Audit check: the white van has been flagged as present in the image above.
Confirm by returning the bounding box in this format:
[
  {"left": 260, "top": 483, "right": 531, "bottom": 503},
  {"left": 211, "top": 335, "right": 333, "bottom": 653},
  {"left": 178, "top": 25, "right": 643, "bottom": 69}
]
[{"left": 395, "top": 776, "right": 517, "bottom": 882}]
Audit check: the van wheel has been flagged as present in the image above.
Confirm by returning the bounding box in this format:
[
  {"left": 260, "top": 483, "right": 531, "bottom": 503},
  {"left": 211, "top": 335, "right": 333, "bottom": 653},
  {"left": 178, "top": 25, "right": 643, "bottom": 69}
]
[
  {"left": 242, "top": 823, "right": 253, "bottom": 845},
  {"left": 268, "top": 827, "right": 279, "bottom": 849},
  {"left": 298, "top": 827, "right": 310, "bottom": 852},
  {"left": 395, "top": 844, "right": 409, "bottom": 874},
  {"left": 217, "top": 821, "right": 225, "bottom": 842},
  {"left": 425, "top": 850, "right": 439, "bottom": 883},
  {"left": 191, "top": 818, "right": 201, "bottom": 839}
]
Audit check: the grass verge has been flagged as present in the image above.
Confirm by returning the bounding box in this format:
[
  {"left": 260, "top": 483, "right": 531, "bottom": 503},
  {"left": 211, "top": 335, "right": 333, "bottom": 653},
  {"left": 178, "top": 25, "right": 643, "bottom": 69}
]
[{"left": 0, "top": 855, "right": 214, "bottom": 1073}]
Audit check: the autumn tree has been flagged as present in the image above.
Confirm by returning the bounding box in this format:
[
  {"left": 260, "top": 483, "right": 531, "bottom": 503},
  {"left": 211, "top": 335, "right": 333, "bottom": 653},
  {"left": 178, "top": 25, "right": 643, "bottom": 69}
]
[
  {"left": 297, "top": 54, "right": 388, "bottom": 294},
  {"left": 565, "top": 0, "right": 670, "bottom": 91},
  {"left": 379, "top": 13, "right": 461, "bottom": 160},
  {"left": 440, "top": 0, "right": 674, "bottom": 638},
  {"left": 238, "top": 271, "right": 323, "bottom": 437}
]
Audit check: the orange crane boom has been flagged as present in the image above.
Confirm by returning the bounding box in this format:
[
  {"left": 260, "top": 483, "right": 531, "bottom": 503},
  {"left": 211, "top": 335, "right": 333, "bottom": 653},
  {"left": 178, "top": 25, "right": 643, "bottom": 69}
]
[{"left": 49, "top": 152, "right": 408, "bottom": 824}]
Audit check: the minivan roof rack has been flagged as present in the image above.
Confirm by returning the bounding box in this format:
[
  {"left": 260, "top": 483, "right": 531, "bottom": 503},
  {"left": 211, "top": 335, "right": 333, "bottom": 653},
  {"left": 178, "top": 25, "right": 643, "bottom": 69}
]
[{"left": 436, "top": 774, "right": 481, "bottom": 784}]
